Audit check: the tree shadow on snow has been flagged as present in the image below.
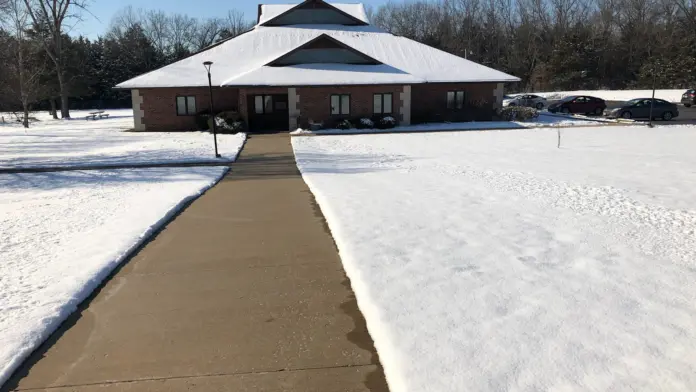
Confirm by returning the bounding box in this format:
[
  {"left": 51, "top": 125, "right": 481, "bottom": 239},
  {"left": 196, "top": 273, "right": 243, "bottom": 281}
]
[{"left": 0, "top": 166, "right": 224, "bottom": 192}]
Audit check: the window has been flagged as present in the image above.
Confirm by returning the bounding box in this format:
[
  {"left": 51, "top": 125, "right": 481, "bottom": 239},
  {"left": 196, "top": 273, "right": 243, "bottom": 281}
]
[
  {"left": 447, "top": 91, "right": 465, "bottom": 109},
  {"left": 254, "top": 95, "right": 274, "bottom": 114},
  {"left": 331, "top": 94, "right": 350, "bottom": 115},
  {"left": 176, "top": 96, "right": 196, "bottom": 115},
  {"left": 373, "top": 93, "right": 393, "bottom": 114}
]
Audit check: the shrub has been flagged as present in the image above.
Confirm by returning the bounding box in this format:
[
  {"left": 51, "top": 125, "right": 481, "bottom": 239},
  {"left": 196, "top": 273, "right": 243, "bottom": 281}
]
[
  {"left": 356, "top": 117, "right": 374, "bottom": 129},
  {"left": 195, "top": 112, "right": 211, "bottom": 130},
  {"left": 213, "top": 117, "right": 246, "bottom": 134},
  {"left": 336, "top": 119, "right": 353, "bottom": 130},
  {"left": 377, "top": 115, "right": 397, "bottom": 129},
  {"left": 499, "top": 106, "right": 539, "bottom": 121},
  {"left": 205, "top": 111, "right": 245, "bottom": 133}
]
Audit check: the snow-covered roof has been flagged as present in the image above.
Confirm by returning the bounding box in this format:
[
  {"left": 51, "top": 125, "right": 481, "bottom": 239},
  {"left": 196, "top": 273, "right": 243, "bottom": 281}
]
[
  {"left": 224, "top": 63, "right": 422, "bottom": 86},
  {"left": 258, "top": 3, "right": 369, "bottom": 25},
  {"left": 116, "top": 24, "right": 520, "bottom": 89}
]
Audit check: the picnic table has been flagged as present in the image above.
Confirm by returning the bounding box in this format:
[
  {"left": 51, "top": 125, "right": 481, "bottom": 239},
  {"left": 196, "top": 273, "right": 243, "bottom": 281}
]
[{"left": 86, "top": 110, "right": 110, "bottom": 120}]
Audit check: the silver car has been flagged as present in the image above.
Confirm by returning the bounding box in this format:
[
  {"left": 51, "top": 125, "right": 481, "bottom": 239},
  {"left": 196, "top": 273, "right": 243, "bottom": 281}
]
[{"left": 503, "top": 94, "right": 548, "bottom": 110}]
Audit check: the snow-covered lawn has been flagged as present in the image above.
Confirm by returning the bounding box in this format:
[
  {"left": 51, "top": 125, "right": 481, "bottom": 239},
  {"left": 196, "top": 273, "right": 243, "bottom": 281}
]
[
  {"left": 292, "top": 125, "right": 696, "bottom": 391},
  {"left": 0, "top": 109, "right": 245, "bottom": 170},
  {"left": 0, "top": 167, "right": 228, "bottom": 387},
  {"left": 291, "top": 113, "right": 613, "bottom": 135},
  {"left": 533, "top": 89, "right": 686, "bottom": 103}
]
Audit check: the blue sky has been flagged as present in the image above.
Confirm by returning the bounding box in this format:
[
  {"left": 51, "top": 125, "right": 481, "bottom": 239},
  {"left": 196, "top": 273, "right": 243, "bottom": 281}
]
[{"left": 72, "top": 0, "right": 392, "bottom": 39}]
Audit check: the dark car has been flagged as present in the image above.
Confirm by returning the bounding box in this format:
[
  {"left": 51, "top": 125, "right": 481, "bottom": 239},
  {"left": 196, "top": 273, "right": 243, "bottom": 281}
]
[
  {"left": 604, "top": 98, "right": 679, "bottom": 120},
  {"left": 681, "top": 89, "right": 695, "bottom": 107},
  {"left": 548, "top": 96, "right": 606, "bottom": 115}
]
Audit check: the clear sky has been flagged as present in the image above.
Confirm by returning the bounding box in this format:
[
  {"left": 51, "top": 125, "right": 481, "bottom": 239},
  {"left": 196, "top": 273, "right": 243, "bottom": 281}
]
[{"left": 72, "top": 0, "right": 393, "bottom": 39}]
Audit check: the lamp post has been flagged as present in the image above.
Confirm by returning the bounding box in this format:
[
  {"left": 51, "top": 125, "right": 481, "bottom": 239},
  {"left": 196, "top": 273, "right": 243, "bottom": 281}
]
[
  {"left": 648, "top": 69, "right": 656, "bottom": 128},
  {"left": 203, "top": 61, "right": 221, "bottom": 158}
]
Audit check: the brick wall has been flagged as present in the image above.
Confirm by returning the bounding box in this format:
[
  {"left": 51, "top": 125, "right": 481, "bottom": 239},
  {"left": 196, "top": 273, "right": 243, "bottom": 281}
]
[
  {"left": 411, "top": 83, "right": 497, "bottom": 123},
  {"left": 139, "top": 87, "right": 239, "bottom": 131},
  {"left": 296, "top": 85, "right": 405, "bottom": 126},
  {"left": 137, "top": 83, "right": 498, "bottom": 132}
]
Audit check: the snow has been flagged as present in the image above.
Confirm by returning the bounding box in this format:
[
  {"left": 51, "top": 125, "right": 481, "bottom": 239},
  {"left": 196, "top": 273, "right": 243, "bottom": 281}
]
[
  {"left": 116, "top": 24, "right": 519, "bottom": 89},
  {"left": 292, "top": 125, "right": 696, "bottom": 392},
  {"left": 534, "top": 89, "right": 687, "bottom": 103},
  {"left": 223, "top": 63, "right": 422, "bottom": 86},
  {"left": 290, "top": 113, "right": 614, "bottom": 135},
  {"left": 258, "top": 2, "right": 370, "bottom": 25},
  {"left": 0, "top": 166, "right": 229, "bottom": 387},
  {"left": 0, "top": 110, "right": 246, "bottom": 170}
]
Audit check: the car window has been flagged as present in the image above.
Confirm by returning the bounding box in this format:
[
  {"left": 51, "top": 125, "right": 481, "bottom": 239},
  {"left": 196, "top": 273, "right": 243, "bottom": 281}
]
[{"left": 656, "top": 99, "right": 669, "bottom": 105}]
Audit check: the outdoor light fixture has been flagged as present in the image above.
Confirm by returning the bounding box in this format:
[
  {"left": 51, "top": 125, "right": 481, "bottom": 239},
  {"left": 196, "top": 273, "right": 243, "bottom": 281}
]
[
  {"left": 648, "top": 70, "right": 656, "bottom": 128},
  {"left": 203, "top": 61, "right": 221, "bottom": 158}
]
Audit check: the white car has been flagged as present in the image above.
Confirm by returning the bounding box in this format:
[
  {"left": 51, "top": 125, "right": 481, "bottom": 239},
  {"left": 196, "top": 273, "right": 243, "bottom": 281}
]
[{"left": 503, "top": 94, "right": 548, "bottom": 109}]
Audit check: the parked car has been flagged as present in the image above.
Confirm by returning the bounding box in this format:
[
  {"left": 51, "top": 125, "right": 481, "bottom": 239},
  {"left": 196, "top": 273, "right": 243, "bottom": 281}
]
[
  {"left": 504, "top": 94, "right": 547, "bottom": 109},
  {"left": 681, "top": 89, "right": 695, "bottom": 107},
  {"left": 548, "top": 95, "right": 606, "bottom": 115},
  {"left": 604, "top": 98, "right": 679, "bottom": 120}
]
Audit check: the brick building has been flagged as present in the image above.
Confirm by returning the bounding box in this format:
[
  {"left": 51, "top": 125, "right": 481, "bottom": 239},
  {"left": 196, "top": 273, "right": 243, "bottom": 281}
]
[{"left": 117, "top": 0, "right": 519, "bottom": 132}]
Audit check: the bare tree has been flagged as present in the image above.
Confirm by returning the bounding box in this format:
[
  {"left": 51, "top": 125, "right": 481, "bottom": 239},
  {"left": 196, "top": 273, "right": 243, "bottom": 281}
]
[
  {"left": 194, "top": 17, "right": 224, "bottom": 50},
  {"left": 222, "top": 10, "right": 253, "bottom": 38},
  {"left": 668, "top": 0, "right": 696, "bottom": 28},
  {"left": 107, "top": 5, "right": 141, "bottom": 39},
  {"left": 168, "top": 13, "right": 197, "bottom": 54},
  {"left": 0, "top": 0, "right": 10, "bottom": 22},
  {"left": 22, "top": 0, "right": 88, "bottom": 119},
  {"left": 144, "top": 10, "right": 170, "bottom": 53},
  {"left": 4, "top": 0, "right": 44, "bottom": 127}
]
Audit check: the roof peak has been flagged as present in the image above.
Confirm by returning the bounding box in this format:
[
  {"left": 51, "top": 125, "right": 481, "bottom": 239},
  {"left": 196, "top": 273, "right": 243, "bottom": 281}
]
[{"left": 257, "top": 0, "right": 369, "bottom": 27}]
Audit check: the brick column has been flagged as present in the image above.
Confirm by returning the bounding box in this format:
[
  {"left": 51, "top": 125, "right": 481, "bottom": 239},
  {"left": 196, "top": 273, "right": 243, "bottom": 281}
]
[
  {"left": 400, "top": 85, "right": 412, "bottom": 125},
  {"left": 493, "top": 83, "right": 504, "bottom": 110},
  {"left": 131, "top": 89, "right": 146, "bottom": 131},
  {"left": 238, "top": 89, "right": 248, "bottom": 125},
  {"left": 288, "top": 87, "right": 301, "bottom": 130}
]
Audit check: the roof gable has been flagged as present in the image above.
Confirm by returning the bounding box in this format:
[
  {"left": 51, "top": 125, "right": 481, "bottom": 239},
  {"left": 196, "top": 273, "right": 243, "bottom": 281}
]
[
  {"left": 267, "top": 34, "right": 380, "bottom": 66},
  {"left": 259, "top": 0, "right": 369, "bottom": 26}
]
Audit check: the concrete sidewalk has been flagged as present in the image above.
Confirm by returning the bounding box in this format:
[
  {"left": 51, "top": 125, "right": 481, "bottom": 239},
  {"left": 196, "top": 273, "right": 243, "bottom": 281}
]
[{"left": 3, "top": 134, "right": 389, "bottom": 392}]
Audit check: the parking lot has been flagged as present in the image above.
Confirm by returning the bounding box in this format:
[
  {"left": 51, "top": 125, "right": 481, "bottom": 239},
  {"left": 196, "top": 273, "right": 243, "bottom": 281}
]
[{"left": 546, "top": 100, "right": 696, "bottom": 125}]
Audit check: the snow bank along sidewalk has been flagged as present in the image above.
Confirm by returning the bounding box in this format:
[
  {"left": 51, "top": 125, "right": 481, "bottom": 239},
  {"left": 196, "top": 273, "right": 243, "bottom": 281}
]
[
  {"left": 0, "top": 110, "right": 246, "bottom": 170},
  {"left": 291, "top": 113, "right": 616, "bottom": 136},
  {"left": 292, "top": 125, "right": 696, "bottom": 392},
  {"left": 0, "top": 167, "right": 229, "bottom": 387}
]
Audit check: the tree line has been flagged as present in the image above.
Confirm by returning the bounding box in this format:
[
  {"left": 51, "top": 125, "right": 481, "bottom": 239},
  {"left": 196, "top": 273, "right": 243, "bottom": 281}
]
[
  {"left": 0, "top": 0, "right": 254, "bottom": 125},
  {"left": 370, "top": 0, "right": 696, "bottom": 91},
  {"left": 1, "top": 0, "right": 695, "bottom": 127}
]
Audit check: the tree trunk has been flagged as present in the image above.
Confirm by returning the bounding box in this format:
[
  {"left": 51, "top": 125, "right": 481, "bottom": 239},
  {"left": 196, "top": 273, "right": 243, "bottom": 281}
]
[
  {"left": 18, "top": 35, "right": 28, "bottom": 129},
  {"left": 56, "top": 66, "right": 70, "bottom": 119},
  {"left": 49, "top": 98, "right": 58, "bottom": 119},
  {"left": 23, "top": 104, "right": 29, "bottom": 129}
]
